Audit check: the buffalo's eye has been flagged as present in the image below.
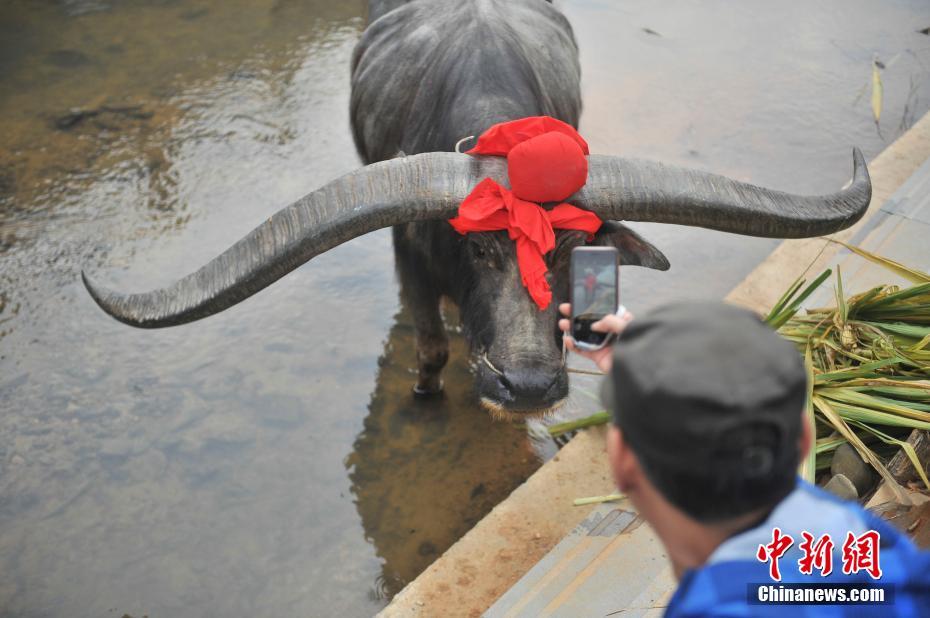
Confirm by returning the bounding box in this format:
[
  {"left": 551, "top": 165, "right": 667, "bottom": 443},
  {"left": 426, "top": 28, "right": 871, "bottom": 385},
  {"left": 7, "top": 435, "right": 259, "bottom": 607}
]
[
  {"left": 468, "top": 239, "right": 488, "bottom": 260},
  {"left": 468, "top": 240, "right": 503, "bottom": 271}
]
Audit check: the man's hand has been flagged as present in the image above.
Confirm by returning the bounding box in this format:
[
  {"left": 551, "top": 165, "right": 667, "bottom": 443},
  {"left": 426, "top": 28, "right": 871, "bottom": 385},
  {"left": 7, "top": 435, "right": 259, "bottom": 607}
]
[{"left": 558, "top": 303, "right": 634, "bottom": 373}]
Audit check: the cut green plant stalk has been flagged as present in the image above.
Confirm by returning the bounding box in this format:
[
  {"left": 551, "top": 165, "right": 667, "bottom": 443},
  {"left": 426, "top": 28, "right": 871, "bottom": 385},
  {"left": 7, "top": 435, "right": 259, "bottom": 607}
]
[
  {"left": 548, "top": 411, "right": 610, "bottom": 437},
  {"left": 816, "top": 436, "right": 847, "bottom": 455},
  {"left": 800, "top": 345, "right": 817, "bottom": 483},
  {"left": 573, "top": 493, "right": 625, "bottom": 506}
]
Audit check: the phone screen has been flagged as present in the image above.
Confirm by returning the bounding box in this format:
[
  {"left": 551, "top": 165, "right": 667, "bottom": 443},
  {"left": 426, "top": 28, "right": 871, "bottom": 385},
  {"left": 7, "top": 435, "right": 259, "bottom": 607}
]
[{"left": 571, "top": 247, "right": 619, "bottom": 346}]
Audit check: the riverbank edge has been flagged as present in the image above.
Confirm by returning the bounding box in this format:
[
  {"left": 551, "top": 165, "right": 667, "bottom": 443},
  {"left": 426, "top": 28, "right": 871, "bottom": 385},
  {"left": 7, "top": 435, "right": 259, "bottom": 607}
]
[{"left": 379, "top": 110, "right": 930, "bottom": 618}]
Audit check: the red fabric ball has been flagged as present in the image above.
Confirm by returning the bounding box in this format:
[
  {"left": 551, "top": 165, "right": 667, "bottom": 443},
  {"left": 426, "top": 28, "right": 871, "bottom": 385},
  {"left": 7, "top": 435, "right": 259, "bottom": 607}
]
[
  {"left": 506, "top": 132, "right": 588, "bottom": 203},
  {"left": 467, "top": 116, "right": 590, "bottom": 157}
]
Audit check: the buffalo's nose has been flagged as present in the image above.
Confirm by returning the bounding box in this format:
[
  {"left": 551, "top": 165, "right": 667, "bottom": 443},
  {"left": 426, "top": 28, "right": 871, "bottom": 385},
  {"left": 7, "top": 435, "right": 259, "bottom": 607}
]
[{"left": 481, "top": 360, "right": 568, "bottom": 412}]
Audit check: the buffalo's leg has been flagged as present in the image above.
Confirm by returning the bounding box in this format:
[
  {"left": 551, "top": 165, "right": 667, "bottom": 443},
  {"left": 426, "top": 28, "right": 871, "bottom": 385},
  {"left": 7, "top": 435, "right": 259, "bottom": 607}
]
[{"left": 393, "top": 226, "right": 448, "bottom": 395}]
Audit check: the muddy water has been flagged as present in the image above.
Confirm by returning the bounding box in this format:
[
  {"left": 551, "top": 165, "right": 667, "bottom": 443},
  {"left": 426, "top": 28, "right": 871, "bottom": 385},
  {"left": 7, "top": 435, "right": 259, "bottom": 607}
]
[{"left": 1, "top": 0, "right": 928, "bottom": 616}]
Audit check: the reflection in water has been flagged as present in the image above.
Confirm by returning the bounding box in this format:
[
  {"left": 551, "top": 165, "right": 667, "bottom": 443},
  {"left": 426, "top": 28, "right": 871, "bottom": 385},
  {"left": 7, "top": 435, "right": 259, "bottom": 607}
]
[
  {"left": 348, "top": 303, "right": 542, "bottom": 599},
  {"left": 1, "top": 0, "right": 929, "bottom": 615}
]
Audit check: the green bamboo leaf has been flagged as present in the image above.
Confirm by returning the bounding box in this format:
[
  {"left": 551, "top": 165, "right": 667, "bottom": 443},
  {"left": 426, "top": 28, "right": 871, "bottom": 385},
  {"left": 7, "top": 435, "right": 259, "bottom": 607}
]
[
  {"left": 819, "top": 398, "right": 930, "bottom": 430},
  {"left": 814, "top": 357, "right": 903, "bottom": 382},
  {"left": 768, "top": 270, "right": 833, "bottom": 330},
  {"left": 871, "top": 283, "right": 930, "bottom": 301},
  {"left": 860, "top": 385, "right": 930, "bottom": 401},
  {"left": 862, "top": 322, "right": 930, "bottom": 339},
  {"left": 815, "top": 436, "right": 847, "bottom": 454},
  {"left": 817, "top": 388, "right": 930, "bottom": 422},
  {"left": 848, "top": 287, "right": 885, "bottom": 317},
  {"left": 835, "top": 267, "right": 848, "bottom": 325},
  {"left": 856, "top": 394, "right": 930, "bottom": 412},
  {"left": 828, "top": 240, "right": 930, "bottom": 284},
  {"left": 851, "top": 378, "right": 930, "bottom": 385},
  {"left": 765, "top": 275, "right": 806, "bottom": 325}
]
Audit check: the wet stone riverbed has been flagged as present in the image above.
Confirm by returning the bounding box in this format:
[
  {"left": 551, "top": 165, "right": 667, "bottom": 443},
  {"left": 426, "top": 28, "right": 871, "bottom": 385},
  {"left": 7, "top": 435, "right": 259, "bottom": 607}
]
[{"left": 1, "top": 0, "right": 929, "bottom": 615}]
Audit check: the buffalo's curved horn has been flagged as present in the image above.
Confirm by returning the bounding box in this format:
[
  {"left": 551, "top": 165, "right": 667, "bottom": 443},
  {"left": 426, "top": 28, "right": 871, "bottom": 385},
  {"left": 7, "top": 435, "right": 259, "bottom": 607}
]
[
  {"left": 83, "top": 153, "right": 504, "bottom": 327},
  {"left": 84, "top": 149, "right": 870, "bottom": 328},
  {"left": 578, "top": 147, "right": 870, "bottom": 238}
]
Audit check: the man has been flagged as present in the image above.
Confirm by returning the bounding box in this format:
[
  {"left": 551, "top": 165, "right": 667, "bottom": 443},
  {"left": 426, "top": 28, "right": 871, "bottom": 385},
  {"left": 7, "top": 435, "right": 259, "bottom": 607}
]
[
  {"left": 559, "top": 301, "right": 930, "bottom": 616},
  {"left": 583, "top": 267, "right": 597, "bottom": 306}
]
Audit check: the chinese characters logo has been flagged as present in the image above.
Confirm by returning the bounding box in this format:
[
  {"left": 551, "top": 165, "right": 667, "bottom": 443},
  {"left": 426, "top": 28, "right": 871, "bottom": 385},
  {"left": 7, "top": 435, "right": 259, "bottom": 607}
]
[{"left": 756, "top": 528, "right": 882, "bottom": 581}]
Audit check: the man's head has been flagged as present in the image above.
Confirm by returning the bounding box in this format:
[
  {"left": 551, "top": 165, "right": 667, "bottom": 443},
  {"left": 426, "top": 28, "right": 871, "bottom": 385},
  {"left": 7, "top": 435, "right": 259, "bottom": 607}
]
[{"left": 602, "top": 301, "right": 811, "bottom": 525}]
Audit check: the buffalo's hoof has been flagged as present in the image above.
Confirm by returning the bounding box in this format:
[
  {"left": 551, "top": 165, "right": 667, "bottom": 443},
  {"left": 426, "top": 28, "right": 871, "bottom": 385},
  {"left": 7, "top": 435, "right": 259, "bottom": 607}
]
[{"left": 413, "top": 381, "right": 444, "bottom": 397}]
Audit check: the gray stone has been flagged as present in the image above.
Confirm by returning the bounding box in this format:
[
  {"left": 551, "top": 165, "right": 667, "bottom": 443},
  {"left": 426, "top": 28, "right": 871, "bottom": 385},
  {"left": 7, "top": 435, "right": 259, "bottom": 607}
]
[
  {"left": 830, "top": 443, "right": 876, "bottom": 495},
  {"left": 824, "top": 473, "right": 859, "bottom": 501}
]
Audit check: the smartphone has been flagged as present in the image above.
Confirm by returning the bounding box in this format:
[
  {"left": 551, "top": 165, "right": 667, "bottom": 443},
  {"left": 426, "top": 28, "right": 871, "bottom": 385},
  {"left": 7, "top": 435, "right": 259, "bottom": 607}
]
[{"left": 570, "top": 246, "right": 619, "bottom": 351}]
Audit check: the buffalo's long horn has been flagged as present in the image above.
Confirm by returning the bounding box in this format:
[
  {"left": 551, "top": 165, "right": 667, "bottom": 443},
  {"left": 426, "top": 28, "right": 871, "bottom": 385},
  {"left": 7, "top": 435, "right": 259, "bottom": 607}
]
[
  {"left": 84, "top": 153, "right": 504, "bottom": 327},
  {"left": 84, "top": 149, "right": 870, "bottom": 328},
  {"left": 578, "top": 148, "right": 870, "bottom": 238}
]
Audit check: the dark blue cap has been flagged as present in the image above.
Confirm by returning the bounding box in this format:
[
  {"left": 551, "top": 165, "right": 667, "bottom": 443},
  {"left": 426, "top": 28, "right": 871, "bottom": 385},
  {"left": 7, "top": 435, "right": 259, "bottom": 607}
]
[{"left": 601, "top": 301, "right": 806, "bottom": 519}]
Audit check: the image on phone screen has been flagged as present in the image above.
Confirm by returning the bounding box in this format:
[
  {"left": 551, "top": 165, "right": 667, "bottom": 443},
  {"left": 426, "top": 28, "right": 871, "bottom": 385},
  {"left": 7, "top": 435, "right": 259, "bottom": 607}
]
[{"left": 571, "top": 247, "right": 618, "bottom": 347}]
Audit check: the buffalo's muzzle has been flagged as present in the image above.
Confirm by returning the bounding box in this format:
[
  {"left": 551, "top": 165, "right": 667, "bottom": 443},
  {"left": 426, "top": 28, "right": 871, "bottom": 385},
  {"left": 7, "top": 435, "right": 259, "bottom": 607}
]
[{"left": 477, "top": 357, "right": 568, "bottom": 415}]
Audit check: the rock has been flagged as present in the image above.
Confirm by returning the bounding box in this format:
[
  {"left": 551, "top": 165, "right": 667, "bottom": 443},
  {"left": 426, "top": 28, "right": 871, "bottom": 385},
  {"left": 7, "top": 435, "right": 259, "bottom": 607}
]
[
  {"left": 100, "top": 104, "right": 153, "bottom": 120},
  {"left": 417, "top": 541, "right": 437, "bottom": 556},
  {"left": 55, "top": 108, "right": 98, "bottom": 130},
  {"left": 54, "top": 104, "right": 152, "bottom": 131},
  {"left": 824, "top": 473, "right": 858, "bottom": 501},
  {"left": 831, "top": 443, "right": 876, "bottom": 495}
]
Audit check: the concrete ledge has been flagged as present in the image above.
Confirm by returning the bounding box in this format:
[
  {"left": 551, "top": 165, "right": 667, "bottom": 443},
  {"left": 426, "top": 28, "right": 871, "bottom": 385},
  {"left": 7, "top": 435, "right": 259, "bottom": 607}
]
[{"left": 380, "top": 110, "right": 930, "bottom": 618}]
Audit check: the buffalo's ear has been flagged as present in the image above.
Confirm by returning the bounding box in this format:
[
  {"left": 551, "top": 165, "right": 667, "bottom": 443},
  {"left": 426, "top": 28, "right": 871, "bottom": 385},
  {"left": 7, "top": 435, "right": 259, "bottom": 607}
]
[{"left": 593, "top": 221, "right": 670, "bottom": 271}]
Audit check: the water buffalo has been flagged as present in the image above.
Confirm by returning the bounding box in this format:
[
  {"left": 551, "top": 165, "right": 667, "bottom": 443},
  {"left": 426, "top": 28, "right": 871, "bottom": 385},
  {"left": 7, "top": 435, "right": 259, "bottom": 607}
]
[{"left": 83, "top": 0, "right": 871, "bottom": 417}]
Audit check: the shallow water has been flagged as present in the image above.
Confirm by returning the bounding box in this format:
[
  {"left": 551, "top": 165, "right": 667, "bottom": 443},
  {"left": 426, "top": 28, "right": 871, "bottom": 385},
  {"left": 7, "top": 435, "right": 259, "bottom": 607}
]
[{"left": 1, "top": 0, "right": 928, "bottom": 616}]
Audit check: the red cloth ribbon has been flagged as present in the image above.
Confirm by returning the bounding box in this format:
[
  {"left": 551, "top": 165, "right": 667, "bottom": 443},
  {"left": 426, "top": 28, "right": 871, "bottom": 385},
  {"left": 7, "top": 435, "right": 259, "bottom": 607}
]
[{"left": 449, "top": 116, "right": 602, "bottom": 309}]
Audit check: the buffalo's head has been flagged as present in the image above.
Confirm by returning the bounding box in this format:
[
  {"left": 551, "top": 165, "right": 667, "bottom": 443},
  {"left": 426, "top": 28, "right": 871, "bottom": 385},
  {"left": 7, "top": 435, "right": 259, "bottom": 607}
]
[
  {"left": 83, "top": 151, "right": 871, "bottom": 416},
  {"left": 455, "top": 222, "right": 668, "bottom": 418}
]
